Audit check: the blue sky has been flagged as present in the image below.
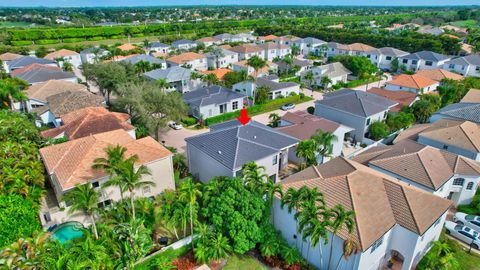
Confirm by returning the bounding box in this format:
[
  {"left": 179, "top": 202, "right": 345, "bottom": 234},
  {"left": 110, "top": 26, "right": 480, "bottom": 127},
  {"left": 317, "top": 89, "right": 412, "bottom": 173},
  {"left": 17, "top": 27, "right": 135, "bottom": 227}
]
[{"left": 1, "top": 0, "right": 479, "bottom": 7}]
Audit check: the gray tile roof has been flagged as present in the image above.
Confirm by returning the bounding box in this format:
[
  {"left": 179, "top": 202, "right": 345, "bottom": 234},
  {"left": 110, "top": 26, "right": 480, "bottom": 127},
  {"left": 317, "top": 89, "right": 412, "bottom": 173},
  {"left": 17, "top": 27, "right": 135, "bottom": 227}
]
[
  {"left": 80, "top": 47, "right": 107, "bottom": 54},
  {"left": 183, "top": 85, "right": 246, "bottom": 107},
  {"left": 277, "top": 59, "right": 311, "bottom": 69},
  {"left": 172, "top": 39, "right": 196, "bottom": 46},
  {"left": 327, "top": 42, "right": 344, "bottom": 49},
  {"left": 150, "top": 42, "right": 170, "bottom": 48},
  {"left": 401, "top": 51, "right": 450, "bottom": 62},
  {"left": 433, "top": 103, "right": 480, "bottom": 123},
  {"left": 120, "top": 54, "right": 165, "bottom": 65},
  {"left": 14, "top": 68, "right": 76, "bottom": 84},
  {"left": 317, "top": 89, "right": 398, "bottom": 117},
  {"left": 8, "top": 56, "right": 56, "bottom": 70},
  {"left": 301, "top": 37, "right": 326, "bottom": 44},
  {"left": 256, "top": 77, "right": 298, "bottom": 91},
  {"left": 312, "top": 62, "right": 351, "bottom": 78},
  {"left": 144, "top": 66, "right": 191, "bottom": 82},
  {"left": 371, "top": 47, "right": 409, "bottom": 57},
  {"left": 214, "top": 33, "right": 232, "bottom": 40},
  {"left": 445, "top": 55, "right": 480, "bottom": 66},
  {"left": 186, "top": 120, "right": 299, "bottom": 170}
]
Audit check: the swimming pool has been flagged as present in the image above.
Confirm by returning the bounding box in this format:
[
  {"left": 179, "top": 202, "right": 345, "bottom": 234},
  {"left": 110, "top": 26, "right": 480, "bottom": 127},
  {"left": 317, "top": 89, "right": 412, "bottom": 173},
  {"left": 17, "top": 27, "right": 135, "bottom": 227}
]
[{"left": 51, "top": 221, "right": 85, "bottom": 244}]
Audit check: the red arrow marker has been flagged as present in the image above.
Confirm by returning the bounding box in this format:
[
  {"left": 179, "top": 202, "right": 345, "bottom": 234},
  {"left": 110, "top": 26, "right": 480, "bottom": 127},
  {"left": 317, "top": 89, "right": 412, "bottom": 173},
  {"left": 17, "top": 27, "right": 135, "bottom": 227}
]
[{"left": 237, "top": 108, "right": 251, "bottom": 125}]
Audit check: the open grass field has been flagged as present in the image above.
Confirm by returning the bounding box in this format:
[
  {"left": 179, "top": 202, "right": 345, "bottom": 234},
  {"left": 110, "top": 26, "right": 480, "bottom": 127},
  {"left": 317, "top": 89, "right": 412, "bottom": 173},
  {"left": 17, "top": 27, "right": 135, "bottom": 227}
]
[
  {"left": 450, "top": 20, "right": 479, "bottom": 29},
  {"left": 0, "top": 21, "right": 35, "bottom": 28}
]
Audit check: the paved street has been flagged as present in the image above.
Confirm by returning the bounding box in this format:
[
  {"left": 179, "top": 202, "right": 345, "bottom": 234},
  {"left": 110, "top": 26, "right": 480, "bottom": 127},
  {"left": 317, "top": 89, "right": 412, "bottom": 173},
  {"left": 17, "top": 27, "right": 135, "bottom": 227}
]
[{"left": 351, "top": 73, "right": 393, "bottom": 91}]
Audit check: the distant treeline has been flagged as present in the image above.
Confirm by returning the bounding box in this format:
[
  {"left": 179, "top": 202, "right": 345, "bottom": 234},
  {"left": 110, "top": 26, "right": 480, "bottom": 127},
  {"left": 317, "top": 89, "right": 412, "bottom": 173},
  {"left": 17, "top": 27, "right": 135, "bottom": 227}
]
[
  {"left": 2, "top": 13, "right": 424, "bottom": 46},
  {"left": 256, "top": 26, "right": 461, "bottom": 55}
]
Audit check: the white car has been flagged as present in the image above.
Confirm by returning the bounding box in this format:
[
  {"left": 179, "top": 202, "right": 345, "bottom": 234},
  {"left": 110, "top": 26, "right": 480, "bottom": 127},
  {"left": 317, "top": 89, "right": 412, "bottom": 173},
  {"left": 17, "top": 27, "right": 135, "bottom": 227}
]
[
  {"left": 168, "top": 121, "right": 183, "bottom": 130},
  {"left": 454, "top": 212, "right": 480, "bottom": 232},
  {"left": 281, "top": 103, "right": 295, "bottom": 111},
  {"left": 444, "top": 221, "right": 480, "bottom": 249}
]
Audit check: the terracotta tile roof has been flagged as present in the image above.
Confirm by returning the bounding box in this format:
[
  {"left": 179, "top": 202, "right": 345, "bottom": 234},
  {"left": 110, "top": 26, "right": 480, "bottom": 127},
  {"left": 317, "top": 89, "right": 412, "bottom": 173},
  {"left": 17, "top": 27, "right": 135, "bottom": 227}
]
[
  {"left": 25, "top": 80, "right": 87, "bottom": 103},
  {"left": 443, "top": 34, "right": 461, "bottom": 39},
  {"left": 233, "top": 60, "right": 277, "bottom": 75},
  {"left": 416, "top": 69, "right": 464, "bottom": 82},
  {"left": 387, "top": 74, "right": 438, "bottom": 89},
  {"left": 419, "top": 120, "right": 480, "bottom": 152},
  {"left": 167, "top": 52, "right": 206, "bottom": 64},
  {"left": 40, "top": 129, "right": 172, "bottom": 191},
  {"left": 280, "top": 156, "right": 451, "bottom": 251},
  {"left": 461, "top": 89, "right": 480, "bottom": 103},
  {"left": 259, "top": 35, "right": 278, "bottom": 41},
  {"left": 110, "top": 54, "right": 139, "bottom": 62},
  {"left": 200, "top": 68, "right": 232, "bottom": 80},
  {"left": 354, "top": 139, "right": 480, "bottom": 189},
  {"left": 11, "top": 63, "right": 61, "bottom": 77},
  {"left": 340, "top": 43, "right": 376, "bottom": 52},
  {"left": 0, "top": 52, "right": 23, "bottom": 61},
  {"left": 367, "top": 87, "right": 417, "bottom": 112},
  {"left": 277, "top": 111, "right": 342, "bottom": 140},
  {"left": 196, "top": 37, "right": 221, "bottom": 43},
  {"left": 257, "top": 42, "right": 290, "bottom": 50},
  {"left": 393, "top": 123, "right": 433, "bottom": 143},
  {"left": 117, "top": 43, "right": 138, "bottom": 51},
  {"left": 41, "top": 107, "right": 134, "bottom": 140},
  {"left": 228, "top": 44, "right": 263, "bottom": 54},
  {"left": 44, "top": 49, "right": 79, "bottom": 60}
]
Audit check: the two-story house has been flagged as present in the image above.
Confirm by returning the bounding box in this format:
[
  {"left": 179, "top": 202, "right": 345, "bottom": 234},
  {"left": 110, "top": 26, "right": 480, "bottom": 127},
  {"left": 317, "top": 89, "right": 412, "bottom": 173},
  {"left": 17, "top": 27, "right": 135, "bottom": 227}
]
[
  {"left": 366, "top": 47, "right": 409, "bottom": 71},
  {"left": 443, "top": 55, "right": 480, "bottom": 77},
  {"left": 227, "top": 44, "right": 264, "bottom": 61},
  {"left": 80, "top": 47, "right": 109, "bottom": 64},
  {"left": 166, "top": 52, "right": 208, "bottom": 71},
  {"left": 205, "top": 48, "right": 239, "bottom": 69},
  {"left": 302, "top": 62, "right": 351, "bottom": 88},
  {"left": 44, "top": 49, "right": 82, "bottom": 68},
  {"left": 172, "top": 39, "right": 197, "bottom": 51},
  {"left": 398, "top": 51, "right": 451, "bottom": 71},
  {"left": 258, "top": 42, "right": 292, "bottom": 61},
  {"left": 232, "top": 75, "right": 300, "bottom": 101},
  {"left": 144, "top": 66, "right": 203, "bottom": 93}
]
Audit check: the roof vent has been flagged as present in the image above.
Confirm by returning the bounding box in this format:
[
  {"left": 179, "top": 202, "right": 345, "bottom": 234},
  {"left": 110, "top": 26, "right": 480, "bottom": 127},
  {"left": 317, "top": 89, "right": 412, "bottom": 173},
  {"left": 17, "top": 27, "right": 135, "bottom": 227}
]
[
  {"left": 218, "top": 150, "right": 222, "bottom": 154},
  {"left": 253, "top": 135, "right": 257, "bottom": 139}
]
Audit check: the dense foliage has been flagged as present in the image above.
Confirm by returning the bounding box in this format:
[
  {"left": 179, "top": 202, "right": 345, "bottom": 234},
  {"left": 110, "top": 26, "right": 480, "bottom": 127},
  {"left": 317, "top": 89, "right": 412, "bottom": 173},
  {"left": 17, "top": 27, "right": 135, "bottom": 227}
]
[
  {"left": 0, "top": 195, "right": 41, "bottom": 248},
  {"left": 330, "top": 55, "right": 379, "bottom": 79}
]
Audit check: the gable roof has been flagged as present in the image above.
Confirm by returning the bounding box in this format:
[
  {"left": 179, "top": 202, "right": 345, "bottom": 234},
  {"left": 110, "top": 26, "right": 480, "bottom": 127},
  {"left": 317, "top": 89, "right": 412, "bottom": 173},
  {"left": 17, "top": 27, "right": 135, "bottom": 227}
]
[
  {"left": 183, "top": 85, "right": 246, "bottom": 107},
  {"left": 167, "top": 52, "right": 205, "bottom": 64},
  {"left": 186, "top": 120, "right": 298, "bottom": 170},
  {"left": 0, "top": 52, "right": 23, "bottom": 61},
  {"left": 445, "top": 55, "right": 480, "bottom": 67},
  {"left": 339, "top": 43, "right": 376, "bottom": 52},
  {"left": 461, "top": 89, "right": 480, "bottom": 103},
  {"left": 119, "top": 54, "right": 165, "bottom": 65},
  {"left": 434, "top": 103, "right": 480, "bottom": 123},
  {"left": 8, "top": 56, "right": 56, "bottom": 70},
  {"left": 258, "top": 35, "right": 278, "bottom": 41},
  {"left": 281, "top": 156, "right": 451, "bottom": 251},
  {"left": 44, "top": 49, "right": 79, "bottom": 60},
  {"left": 354, "top": 139, "right": 480, "bottom": 190},
  {"left": 366, "top": 87, "right": 417, "bottom": 112},
  {"left": 277, "top": 111, "right": 343, "bottom": 140},
  {"left": 200, "top": 68, "right": 232, "bottom": 80},
  {"left": 34, "top": 90, "right": 105, "bottom": 118},
  {"left": 227, "top": 44, "right": 263, "bottom": 54},
  {"left": 117, "top": 44, "right": 137, "bottom": 51},
  {"left": 149, "top": 42, "right": 169, "bottom": 48},
  {"left": 41, "top": 107, "right": 133, "bottom": 140},
  {"left": 314, "top": 62, "right": 351, "bottom": 78},
  {"left": 401, "top": 51, "right": 450, "bottom": 62},
  {"left": 11, "top": 63, "right": 62, "bottom": 77},
  {"left": 40, "top": 129, "right": 172, "bottom": 191},
  {"left": 26, "top": 80, "right": 87, "bottom": 103},
  {"left": 416, "top": 69, "right": 464, "bottom": 82},
  {"left": 13, "top": 68, "right": 76, "bottom": 84},
  {"left": 316, "top": 89, "right": 398, "bottom": 117},
  {"left": 370, "top": 47, "right": 409, "bottom": 57},
  {"left": 255, "top": 76, "right": 298, "bottom": 92},
  {"left": 386, "top": 74, "right": 438, "bottom": 89},
  {"left": 196, "top": 37, "right": 221, "bottom": 43},
  {"left": 172, "top": 39, "right": 196, "bottom": 46},
  {"left": 144, "top": 66, "right": 192, "bottom": 82},
  {"left": 257, "top": 42, "right": 290, "bottom": 50}
]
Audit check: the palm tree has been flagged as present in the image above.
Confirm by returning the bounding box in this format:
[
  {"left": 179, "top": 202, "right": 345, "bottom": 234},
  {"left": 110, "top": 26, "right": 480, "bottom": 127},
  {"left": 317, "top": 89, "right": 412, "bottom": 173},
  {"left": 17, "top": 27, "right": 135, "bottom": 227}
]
[
  {"left": 335, "top": 239, "right": 359, "bottom": 270},
  {"left": 210, "top": 47, "right": 225, "bottom": 69},
  {"left": 134, "top": 60, "right": 153, "bottom": 73},
  {"left": 263, "top": 178, "right": 283, "bottom": 221},
  {"left": 242, "top": 161, "right": 268, "bottom": 194},
  {"left": 281, "top": 187, "right": 303, "bottom": 248},
  {"left": 254, "top": 85, "right": 270, "bottom": 105},
  {"left": 114, "top": 218, "right": 152, "bottom": 269},
  {"left": 64, "top": 183, "right": 100, "bottom": 239},
  {"left": 303, "top": 71, "right": 314, "bottom": 97},
  {"left": 117, "top": 159, "right": 154, "bottom": 220},
  {"left": 327, "top": 204, "right": 355, "bottom": 269},
  {"left": 0, "top": 77, "right": 28, "bottom": 110},
  {"left": 202, "top": 73, "right": 219, "bottom": 86},
  {"left": 247, "top": 55, "right": 267, "bottom": 77},
  {"left": 268, "top": 113, "right": 281, "bottom": 127},
  {"left": 178, "top": 177, "right": 202, "bottom": 249},
  {"left": 62, "top": 60, "right": 74, "bottom": 72},
  {"left": 295, "top": 139, "right": 318, "bottom": 167},
  {"left": 282, "top": 55, "right": 294, "bottom": 75},
  {"left": 195, "top": 232, "right": 232, "bottom": 264},
  {"left": 311, "top": 130, "right": 337, "bottom": 164},
  {"left": 320, "top": 76, "right": 332, "bottom": 91}
]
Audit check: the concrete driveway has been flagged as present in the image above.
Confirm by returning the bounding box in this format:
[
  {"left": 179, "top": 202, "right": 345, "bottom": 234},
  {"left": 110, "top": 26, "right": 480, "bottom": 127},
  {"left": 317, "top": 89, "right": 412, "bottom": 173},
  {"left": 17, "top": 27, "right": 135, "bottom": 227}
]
[
  {"left": 159, "top": 127, "right": 209, "bottom": 154},
  {"left": 351, "top": 73, "right": 393, "bottom": 91}
]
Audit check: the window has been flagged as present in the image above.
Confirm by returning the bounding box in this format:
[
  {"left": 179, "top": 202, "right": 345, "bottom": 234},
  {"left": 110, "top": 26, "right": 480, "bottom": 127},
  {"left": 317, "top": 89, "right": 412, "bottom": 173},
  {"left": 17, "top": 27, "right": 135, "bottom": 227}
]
[
  {"left": 402, "top": 59, "right": 408, "bottom": 64},
  {"left": 143, "top": 186, "right": 151, "bottom": 194},
  {"left": 366, "top": 54, "right": 371, "bottom": 58},
  {"left": 466, "top": 182, "right": 475, "bottom": 190},
  {"left": 476, "top": 66, "right": 480, "bottom": 71},
  {"left": 443, "top": 145, "right": 449, "bottom": 150},
  {"left": 272, "top": 155, "right": 278, "bottom": 165},
  {"left": 459, "top": 231, "right": 475, "bottom": 240},
  {"left": 453, "top": 178, "right": 465, "bottom": 186},
  {"left": 232, "top": 101, "right": 238, "bottom": 110},
  {"left": 412, "top": 60, "right": 418, "bottom": 65},
  {"left": 386, "top": 56, "right": 392, "bottom": 61},
  {"left": 425, "top": 61, "right": 433, "bottom": 66},
  {"left": 92, "top": 181, "right": 100, "bottom": 188},
  {"left": 370, "top": 237, "right": 383, "bottom": 253},
  {"left": 366, "top": 118, "right": 371, "bottom": 126},
  {"left": 449, "top": 64, "right": 455, "bottom": 69}
]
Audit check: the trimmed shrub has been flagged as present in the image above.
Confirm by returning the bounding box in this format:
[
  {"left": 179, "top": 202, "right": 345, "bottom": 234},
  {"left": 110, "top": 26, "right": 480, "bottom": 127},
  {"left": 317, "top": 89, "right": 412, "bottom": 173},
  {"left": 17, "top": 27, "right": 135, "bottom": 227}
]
[
  {"left": 181, "top": 116, "right": 197, "bottom": 126},
  {"left": 307, "top": 106, "right": 315, "bottom": 114}
]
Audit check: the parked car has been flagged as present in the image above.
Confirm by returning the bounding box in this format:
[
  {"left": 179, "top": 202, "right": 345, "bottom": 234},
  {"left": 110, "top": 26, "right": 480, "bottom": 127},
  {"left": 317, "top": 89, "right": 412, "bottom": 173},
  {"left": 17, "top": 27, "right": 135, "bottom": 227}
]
[
  {"left": 454, "top": 212, "right": 480, "bottom": 232},
  {"left": 281, "top": 103, "right": 295, "bottom": 111},
  {"left": 168, "top": 121, "right": 183, "bottom": 130},
  {"left": 444, "top": 221, "right": 480, "bottom": 249}
]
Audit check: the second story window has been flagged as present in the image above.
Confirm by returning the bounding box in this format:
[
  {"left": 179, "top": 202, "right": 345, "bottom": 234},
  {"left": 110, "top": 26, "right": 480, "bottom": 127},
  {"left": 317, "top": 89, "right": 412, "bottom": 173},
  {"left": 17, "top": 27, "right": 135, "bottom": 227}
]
[
  {"left": 425, "top": 61, "right": 433, "bottom": 66},
  {"left": 92, "top": 181, "right": 100, "bottom": 188},
  {"left": 232, "top": 101, "right": 238, "bottom": 110},
  {"left": 453, "top": 178, "right": 465, "bottom": 186},
  {"left": 466, "top": 182, "right": 475, "bottom": 190},
  {"left": 272, "top": 155, "right": 278, "bottom": 165}
]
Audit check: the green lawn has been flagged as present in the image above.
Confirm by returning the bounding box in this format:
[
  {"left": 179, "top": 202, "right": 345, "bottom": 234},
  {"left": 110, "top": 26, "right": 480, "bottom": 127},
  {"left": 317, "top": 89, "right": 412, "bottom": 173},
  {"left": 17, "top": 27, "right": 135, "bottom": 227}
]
[
  {"left": 223, "top": 254, "right": 268, "bottom": 270},
  {"left": 133, "top": 246, "right": 189, "bottom": 270},
  {"left": 450, "top": 20, "right": 479, "bottom": 29},
  {"left": 0, "top": 21, "right": 34, "bottom": 28}
]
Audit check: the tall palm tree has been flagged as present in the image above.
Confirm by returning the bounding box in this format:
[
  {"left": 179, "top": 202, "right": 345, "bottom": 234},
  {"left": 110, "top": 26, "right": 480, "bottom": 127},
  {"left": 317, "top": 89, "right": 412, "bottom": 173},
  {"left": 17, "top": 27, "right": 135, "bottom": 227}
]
[
  {"left": 0, "top": 77, "right": 28, "bottom": 110},
  {"left": 327, "top": 204, "right": 355, "bottom": 269},
  {"left": 282, "top": 55, "right": 293, "bottom": 75},
  {"left": 178, "top": 177, "right": 202, "bottom": 249},
  {"left": 64, "top": 183, "right": 101, "bottom": 239},
  {"left": 134, "top": 60, "right": 153, "bottom": 73},
  {"left": 303, "top": 70, "right": 315, "bottom": 97},
  {"left": 117, "top": 159, "right": 154, "bottom": 220},
  {"left": 335, "top": 239, "right": 359, "bottom": 270},
  {"left": 295, "top": 139, "right": 318, "bottom": 168},
  {"left": 247, "top": 55, "right": 267, "bottom": 77},
  {"left": 268, "top": 113, "right": 281, "bottom": 127},
  {"left": 263, "top": 178, "right": 283, "bottom": 221},
  {"left": 311, "top": 130, "right": 337, "bottom": 164},
  {"left": 281, "top": 187, "right": 303, "bottom": 248},
  {"left": 320, "top": 76, "right": 333, "bottom": 91},
  {"left": 242, "top": 161, "right": 268, "bottom": 194},
  {"left": 202, "top": 73, "right": 219, "bottom": 86}
]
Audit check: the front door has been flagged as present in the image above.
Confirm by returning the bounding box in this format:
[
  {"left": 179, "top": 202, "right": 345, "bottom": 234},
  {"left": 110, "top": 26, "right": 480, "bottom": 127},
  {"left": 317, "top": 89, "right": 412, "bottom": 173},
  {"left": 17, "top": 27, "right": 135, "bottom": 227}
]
[{"left": 219, "top": 104, "right": 227, "bottom": 114}]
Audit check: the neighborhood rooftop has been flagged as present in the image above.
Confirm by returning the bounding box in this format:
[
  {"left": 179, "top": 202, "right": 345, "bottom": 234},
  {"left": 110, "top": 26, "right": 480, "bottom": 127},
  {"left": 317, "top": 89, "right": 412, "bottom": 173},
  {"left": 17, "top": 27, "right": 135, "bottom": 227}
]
[{"left": 183, "top": 85, "right": 246, "bottom": 107}]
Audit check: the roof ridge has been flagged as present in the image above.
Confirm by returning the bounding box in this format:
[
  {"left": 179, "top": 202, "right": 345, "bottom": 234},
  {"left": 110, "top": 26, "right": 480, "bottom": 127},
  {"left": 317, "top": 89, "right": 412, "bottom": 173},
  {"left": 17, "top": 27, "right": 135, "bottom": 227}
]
[
  {"left": 399, "top": 185, "right": 421, "bottom": 233},
  {"left": 415, "top": 150, "right": 437, "bottom": 188},
  {"left": 345, "top": 175, "right": 363, "bottom": 249},
  {"left": 459, "top": 122, "right": 480, "bottom": 151},
  {"left": 232, "top": 128, "right": 241, "bottom": 168}
]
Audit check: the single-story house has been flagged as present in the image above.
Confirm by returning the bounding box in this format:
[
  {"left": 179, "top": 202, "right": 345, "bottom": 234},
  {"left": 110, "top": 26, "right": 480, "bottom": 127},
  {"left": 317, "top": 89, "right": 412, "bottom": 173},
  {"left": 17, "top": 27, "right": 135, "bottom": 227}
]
[{"left": 384, "top": 74, "right": 439, "bottom": 94}]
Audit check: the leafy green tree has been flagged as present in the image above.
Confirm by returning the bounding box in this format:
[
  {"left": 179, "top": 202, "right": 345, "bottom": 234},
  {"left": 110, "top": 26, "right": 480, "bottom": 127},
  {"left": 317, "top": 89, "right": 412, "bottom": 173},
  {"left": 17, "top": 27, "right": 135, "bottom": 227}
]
[
  {"left": 201, "top": 177, "right": 267, "bottom": 254},
  {"left": 178, "top": 178, "right": 202, "bottom": 249},
  {"left": 391, "top": 57, "right": 399, "bottom": 73},
  {"left": 320, "top": 76, "right": 333, "bottom": 91},
  {"left": 247, "top": 55, "right": 267, "bottom": 77},
  {"left": 385, "top": 112, "right": 415, "bottom": 132},
  {"left": 268, "top": 113, "right": 281, "bottom": 127},
  {"left": 255, "top": 85, "right": 270, "bottom": 105},
  {"left": 114, "top": 218, "right": 153, "bottom": 269},
  {"left": 35, "top": 46, "right": 48, "bottom": 58},
  {"left": 368, "top": 121, "right": 390, "bottom": 140},
  {"left": 327, "top": 204, "right": 355, "bottom": 269},
  {"left": 331, "top": 55, "right": 378, "bottom": 79},
  {"left": 417, "top": 240, "right": 459, "bottom": 270},
  {"left": 222, "top": 70, "right": 251, "bottom": 88},
  {"left": 61, "top": 60, "right": 74, "bottom": 72},
  {"left": 64, "top": 183, "right": 101, "bottom": 239},
  {"left": 0, "top": 77, "right": 28, "bottom": 109},
  {"left": 202, "top": 73, "right": 219, "bottom": 86},
  {"left": 410, "top": 99, "right": 436, "bottom": 123},
  {"left": 134, "top": 60, "right": 153, "bottom": 73},
  {"left": 303, "top": 70, "right": 315, "bottom": 96},
  {"left": 291, "top": 44, "right": 300, "bottom": 56}
]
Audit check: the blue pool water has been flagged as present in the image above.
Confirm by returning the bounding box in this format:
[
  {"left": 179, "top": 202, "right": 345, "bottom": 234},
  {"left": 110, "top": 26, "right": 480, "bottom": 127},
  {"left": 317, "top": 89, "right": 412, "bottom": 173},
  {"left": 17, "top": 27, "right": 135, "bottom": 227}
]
[{"left": 51, "top": 222, "right": 85, "bottom": 244}]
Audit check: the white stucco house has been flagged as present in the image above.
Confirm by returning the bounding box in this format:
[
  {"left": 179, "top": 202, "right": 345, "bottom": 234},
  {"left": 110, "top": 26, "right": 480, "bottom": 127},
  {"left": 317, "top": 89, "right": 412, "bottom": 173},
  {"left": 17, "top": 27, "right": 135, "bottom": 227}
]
[
  {"left": 183, "top": 85, "right": 247, "bottom": 119},
  {"left": 44, "top": 49, "right": 82, "bottom": 68},
  {"left": 398, "top": 51, "right": 451, "bottom": 71},
  {"left": 326, "top": 42, "right": 344, "bottom": 57},
  {"left": 291, "top": 37, "right": 326, "bottom": 56},
  {"left": 366, "top": 47, "right": 409, "bottom": 71},
  {"left": 144, "top": 66, "right": 204, "bottom": 93},
  {"left": 147, "top": 42, "right": 171, "bottom": 55},
  {"left": 354, "top": 139, "right": 480, "bottom": 206},
  {"left": 275, "top": 157, "right": 452, "bottom": 270},
  {"left": 171, "top": 39, "right": 197, "bottom": 50},
  {"left": 186, "top": 120, "right": 299, "bottom": 183},
  {"left": 227, "top": 44, "right": 264, "bottom": 61},
  {"left": 384, "top": 74, "right": 439, "bottom": 94},
  {"left": 314, "top": 89, "right": 398, "bottom": 143},
  {"left": 302, "top": 62, "right": 351, "bottom": 88},
  {"left": 232, "top": 75, "right": 300, "bottom": 101},
  {"left": 443, "top": 55, "right": 480, "bottom": 78},
  {"left": 205, "top": 48, "right": 239, "bottom": 69},
  {"left": 257, "top": 42, "right": 291, "bottom": 61},
  {"left": 80, "top": 47, "right": 109, "bottom": 64},
  {"left": 166, "top": 52, "right": 208, "bottom": 71}
]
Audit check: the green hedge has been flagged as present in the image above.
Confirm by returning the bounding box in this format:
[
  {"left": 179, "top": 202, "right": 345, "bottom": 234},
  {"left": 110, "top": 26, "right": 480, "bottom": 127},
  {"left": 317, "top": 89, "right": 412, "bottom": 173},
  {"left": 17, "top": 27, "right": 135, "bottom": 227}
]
[
  {"left": 10, "top": 40, "right": 32, "bottom": 46},
  {"left": 36, "top": 39, "right": 59, "bottom": 45},
  {"left": 0, "top": 195, "right": 41, "bottom": 248},
  {"left": 205, "top": 95, "right": 312, "bottom": 126},
  {"left": 181, "top": 116, "right": 197, "bottom": 126},
  {"left": 63, "top": 38, "right": 85, "bottom": 43}
]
